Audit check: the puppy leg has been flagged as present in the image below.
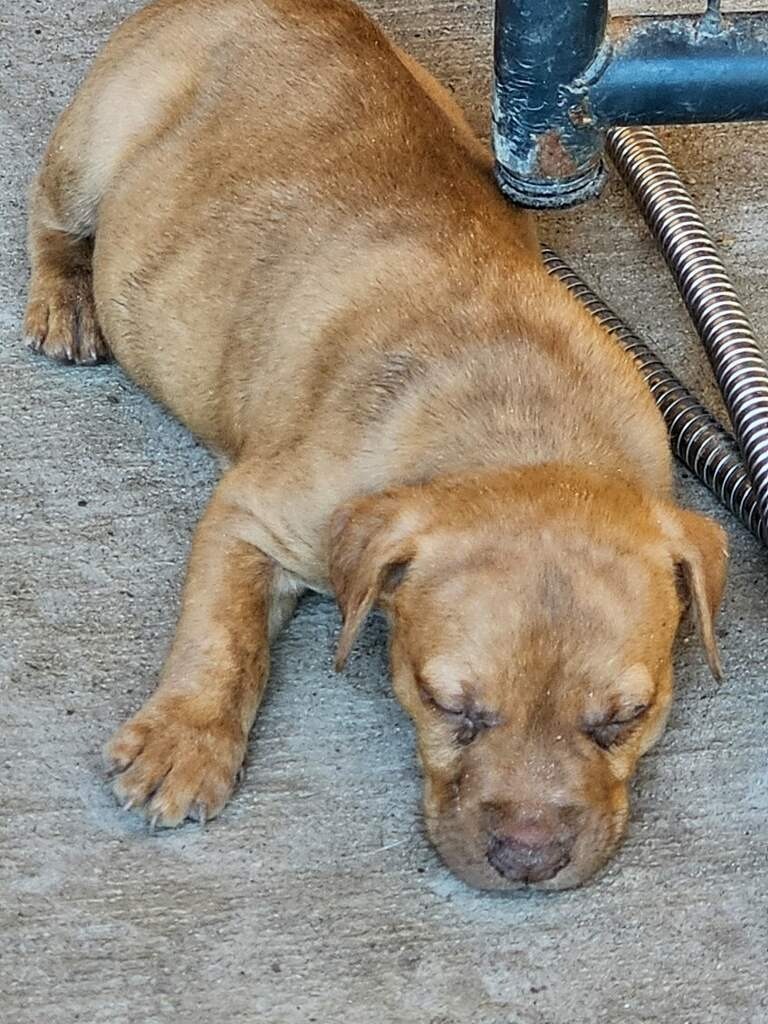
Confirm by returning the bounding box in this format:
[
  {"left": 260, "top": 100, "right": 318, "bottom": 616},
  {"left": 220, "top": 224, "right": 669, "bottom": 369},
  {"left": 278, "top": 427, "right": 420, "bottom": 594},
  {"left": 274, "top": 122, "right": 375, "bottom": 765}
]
[
  {"left": 105, "top": 469, "right": 298, "bottom": 827},
  {"left": 24, "top": 114, "right": 109, "bottom": 365}
]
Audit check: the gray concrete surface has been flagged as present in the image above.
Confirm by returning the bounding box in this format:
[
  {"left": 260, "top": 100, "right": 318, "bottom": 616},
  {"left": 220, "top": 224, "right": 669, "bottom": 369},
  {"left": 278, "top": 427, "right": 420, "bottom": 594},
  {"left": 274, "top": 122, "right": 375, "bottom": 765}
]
[{"left": 1, "top": 2, "right": 766, "bottom": 1022}]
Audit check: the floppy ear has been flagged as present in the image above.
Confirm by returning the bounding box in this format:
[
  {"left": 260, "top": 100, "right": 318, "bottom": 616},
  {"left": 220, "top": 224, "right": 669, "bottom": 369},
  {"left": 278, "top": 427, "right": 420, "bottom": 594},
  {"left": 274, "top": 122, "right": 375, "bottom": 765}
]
[
  {"left": 329, "top": 492, "right": 423, "bottom": 671},
  {"left": 658, "top": 505, "right": 729, "bottom": 681}
]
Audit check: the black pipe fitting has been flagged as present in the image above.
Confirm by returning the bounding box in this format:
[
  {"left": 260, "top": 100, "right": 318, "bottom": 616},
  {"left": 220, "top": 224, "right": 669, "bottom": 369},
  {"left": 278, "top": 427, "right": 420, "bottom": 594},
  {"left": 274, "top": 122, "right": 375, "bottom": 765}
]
[{"left": 493, "top": 1, "right": 768, "bottom": 209}]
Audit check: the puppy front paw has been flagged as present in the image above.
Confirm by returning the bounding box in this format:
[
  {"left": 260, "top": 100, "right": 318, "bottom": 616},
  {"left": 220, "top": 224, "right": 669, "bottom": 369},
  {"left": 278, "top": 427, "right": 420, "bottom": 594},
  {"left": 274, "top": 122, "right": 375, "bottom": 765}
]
[{"left": 105, "top": 697, "right": 247, "bottom": 827}]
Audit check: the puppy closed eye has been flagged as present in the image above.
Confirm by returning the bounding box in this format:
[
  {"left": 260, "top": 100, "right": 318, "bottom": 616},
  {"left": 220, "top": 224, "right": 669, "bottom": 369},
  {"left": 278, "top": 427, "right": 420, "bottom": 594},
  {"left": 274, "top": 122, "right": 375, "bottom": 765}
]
[
  {"left": 417, "top": 683, "right": 496, "bottom": 746},
  {"left": 586, "top": 704, "right": 650, "bottom": 751}
]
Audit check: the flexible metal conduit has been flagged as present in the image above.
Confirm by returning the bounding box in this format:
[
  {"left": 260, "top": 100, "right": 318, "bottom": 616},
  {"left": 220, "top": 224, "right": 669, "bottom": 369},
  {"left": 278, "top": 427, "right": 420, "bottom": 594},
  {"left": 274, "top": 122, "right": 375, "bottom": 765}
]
[
  {"left": 606, "top": 125, "right": 768, "bottom": 536},
  {"left": 541, "top": 248, "right": 766, "bottom": 545}
]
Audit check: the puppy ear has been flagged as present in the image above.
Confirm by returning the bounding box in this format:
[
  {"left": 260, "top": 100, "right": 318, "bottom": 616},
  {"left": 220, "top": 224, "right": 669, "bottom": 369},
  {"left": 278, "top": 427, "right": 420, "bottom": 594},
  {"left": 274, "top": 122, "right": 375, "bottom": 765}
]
[
  {"left": 329, "top": 493, "right": 422, "bottom": 671},
  {"left": 658, "top": 505, "right": 729, "bottom": 680}
]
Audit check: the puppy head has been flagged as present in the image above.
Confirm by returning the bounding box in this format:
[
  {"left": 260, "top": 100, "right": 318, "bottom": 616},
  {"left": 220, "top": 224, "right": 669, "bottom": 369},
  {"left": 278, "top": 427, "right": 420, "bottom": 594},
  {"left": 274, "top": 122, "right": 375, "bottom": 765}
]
[{"left": 330, "top": 468, "right": 727, "bottom": 891}]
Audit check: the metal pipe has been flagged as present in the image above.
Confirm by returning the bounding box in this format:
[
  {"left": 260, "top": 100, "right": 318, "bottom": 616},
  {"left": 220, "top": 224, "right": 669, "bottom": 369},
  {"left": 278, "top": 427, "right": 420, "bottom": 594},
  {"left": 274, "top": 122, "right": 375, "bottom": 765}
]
[
  {"left": 493, "top": 0, "right": 609, "bottom": 208},
  {"left": 541, "top": 248, "right": 765, "bottom": 544},
  {"left": 492, "top": 1, "right": 768, "bottom": 209},
  {"left": 588, "top": 14, "right": 768, "bottom": 127},
  {"left": 607, "top": 126, "right": 768, "bottom": 535}
]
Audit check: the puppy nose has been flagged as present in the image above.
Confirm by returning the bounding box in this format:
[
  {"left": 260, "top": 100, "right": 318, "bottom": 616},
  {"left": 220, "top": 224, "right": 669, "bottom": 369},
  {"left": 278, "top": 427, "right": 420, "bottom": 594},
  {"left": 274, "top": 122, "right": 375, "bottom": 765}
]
[{"left": 487, "top": 825, "right": 572, "bottom": 884}]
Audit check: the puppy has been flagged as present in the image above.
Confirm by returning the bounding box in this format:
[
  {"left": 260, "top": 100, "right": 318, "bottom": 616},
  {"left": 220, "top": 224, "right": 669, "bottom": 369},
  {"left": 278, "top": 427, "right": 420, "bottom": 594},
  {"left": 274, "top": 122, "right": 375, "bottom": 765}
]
[{"left": 24, "top": 0, "right": 727, "bottom": 890}]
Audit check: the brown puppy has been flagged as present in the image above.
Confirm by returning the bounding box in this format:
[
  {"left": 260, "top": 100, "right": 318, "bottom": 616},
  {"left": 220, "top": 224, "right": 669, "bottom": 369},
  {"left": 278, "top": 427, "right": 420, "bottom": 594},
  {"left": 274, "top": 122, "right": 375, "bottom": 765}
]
[{"left": 25, "top": 0, "right": 727, "bottom": 890}]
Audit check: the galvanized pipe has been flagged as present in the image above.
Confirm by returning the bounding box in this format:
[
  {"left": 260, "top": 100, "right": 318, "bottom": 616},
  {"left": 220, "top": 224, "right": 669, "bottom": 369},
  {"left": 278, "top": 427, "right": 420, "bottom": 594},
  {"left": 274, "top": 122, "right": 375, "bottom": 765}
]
[
  {"left": 606, "top": 126, "right": 768, "bottom": 535},
  {"left": 541, "top": 248, "right": 765, "bottom": 544}
]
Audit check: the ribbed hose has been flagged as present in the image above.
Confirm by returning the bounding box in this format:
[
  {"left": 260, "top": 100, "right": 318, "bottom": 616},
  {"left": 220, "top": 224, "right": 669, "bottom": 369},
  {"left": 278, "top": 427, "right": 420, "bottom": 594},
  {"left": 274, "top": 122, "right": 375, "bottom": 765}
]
[
  {"left": 541, "top": 248, "right": 765, "bottom": 544},
  {"left": 606, "top": 125, "right": 768, "bottom": 536}
]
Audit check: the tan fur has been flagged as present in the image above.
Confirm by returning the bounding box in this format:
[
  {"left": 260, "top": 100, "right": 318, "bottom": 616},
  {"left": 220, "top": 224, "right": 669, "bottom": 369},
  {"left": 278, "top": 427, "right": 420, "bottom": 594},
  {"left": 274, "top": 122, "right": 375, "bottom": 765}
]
[{"left": 25, "top": 0, "right": 728, "bottom": 888}]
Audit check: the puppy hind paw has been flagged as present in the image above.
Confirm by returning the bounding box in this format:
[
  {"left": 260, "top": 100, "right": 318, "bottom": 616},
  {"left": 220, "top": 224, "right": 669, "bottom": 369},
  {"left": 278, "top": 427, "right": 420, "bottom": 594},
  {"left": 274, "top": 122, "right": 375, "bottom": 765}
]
[{"left": 24, "top": 273, "right": 110, "bottom": 366}]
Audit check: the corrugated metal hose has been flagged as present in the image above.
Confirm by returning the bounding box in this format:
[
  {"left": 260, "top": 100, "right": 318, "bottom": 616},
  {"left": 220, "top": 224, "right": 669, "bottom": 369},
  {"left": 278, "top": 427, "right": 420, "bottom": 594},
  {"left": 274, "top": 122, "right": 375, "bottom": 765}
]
[{"left": 542, "top": 126, "right": 768, "bottom": 545}]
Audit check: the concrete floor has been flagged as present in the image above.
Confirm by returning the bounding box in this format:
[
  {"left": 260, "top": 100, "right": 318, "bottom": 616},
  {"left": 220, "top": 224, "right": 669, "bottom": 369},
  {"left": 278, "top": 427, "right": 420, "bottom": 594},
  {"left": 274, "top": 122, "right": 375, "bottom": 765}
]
[{"left": 1, "top": 2, "right": 766, "bottom": 1022}]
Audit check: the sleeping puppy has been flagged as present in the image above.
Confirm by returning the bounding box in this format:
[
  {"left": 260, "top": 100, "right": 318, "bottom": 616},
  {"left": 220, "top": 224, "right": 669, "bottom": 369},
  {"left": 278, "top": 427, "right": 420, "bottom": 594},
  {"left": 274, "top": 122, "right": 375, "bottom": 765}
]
[{"left": 24, "top": 0, "right": 727, "bottom": 890}]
